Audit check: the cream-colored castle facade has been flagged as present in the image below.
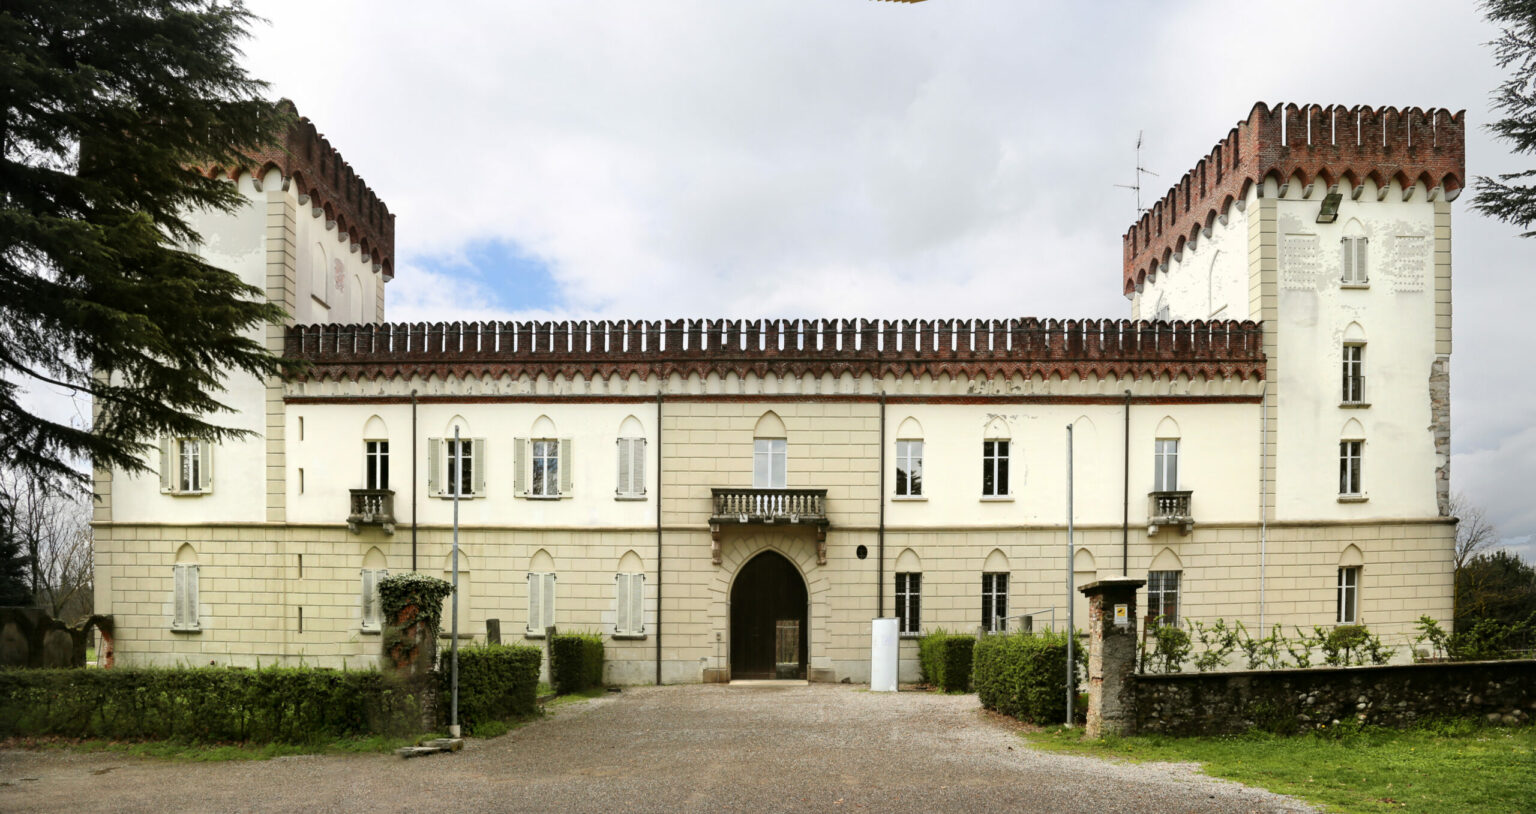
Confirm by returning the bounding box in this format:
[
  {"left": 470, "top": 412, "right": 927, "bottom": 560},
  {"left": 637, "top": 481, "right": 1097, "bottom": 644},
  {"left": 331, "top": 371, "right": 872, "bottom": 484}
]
[{"left": 92, "top": 102, "right": 1463, "bottom": 683}]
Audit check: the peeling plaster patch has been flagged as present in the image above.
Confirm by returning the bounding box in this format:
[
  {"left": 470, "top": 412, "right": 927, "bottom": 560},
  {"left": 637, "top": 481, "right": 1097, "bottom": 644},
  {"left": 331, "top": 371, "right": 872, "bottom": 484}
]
[{"left": 1431, "top": 357, "right": 1451, "bottom": 516}]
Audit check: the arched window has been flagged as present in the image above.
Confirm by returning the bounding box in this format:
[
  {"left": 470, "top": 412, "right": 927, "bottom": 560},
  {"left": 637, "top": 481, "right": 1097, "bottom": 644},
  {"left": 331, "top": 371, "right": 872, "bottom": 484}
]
[
  {"left": 361, "top": 547, "right": 388, "bottom": 632},
  {"left": 895, "top": 548, "right": 922, "bottom": 636},
  {"left": 1148, "top": 548, "right": 1183, "bottom": 626},
  {"left": 171, "top": 543, "right": 201, "bottom": 632},
  {"left": 1342, "top": 323, "right": 1366, "bottom": 404},
  {"left": 517, "top": 416, "right": 571, "bottom": 498},
  {"left": 430, "top": 416, "right": 484, "bottom": 498},
  {"left": 615, "top": 550, "right": 645, "bottom": 636},
  {"left": 895, "top": 418, "right": 923, "bottom": 498},
  {"left": 753, "top": 411, "right": 787, "bottom": 489},
  {"left": 1337, "top": 545, "right": 1364, "bottom": 624},
  {"left": 616, "top": 416, "right": 646, "bottom": 499},
  {"left": 1340, "top": 419, "right": 1366, "bottom": 498},
  {"left": 982, "top": 549, "right": 1010, "bottom": 632},
  {"left": 363, "top": 415, "right": 389, "bottom": 491},
  {"left": 982, "top": 417, "right": 1011, "bottom": 498},
  {"left": 1154, "top": 416, "right": 1181, "bottom": 492},
  {"left": 528, "top": 549, "right": 556, "bottom": 636}
]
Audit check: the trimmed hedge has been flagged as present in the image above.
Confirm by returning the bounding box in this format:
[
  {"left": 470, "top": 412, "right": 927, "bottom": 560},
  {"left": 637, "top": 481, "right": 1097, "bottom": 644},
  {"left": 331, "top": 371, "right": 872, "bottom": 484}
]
[
  {"left": 549, "top": 633, "right": 606, "bottom": 694},
  {"left": 0, "top": 667, "right": 424, "bottom": 743},
  {"left": 918, "top": 631, "right": 975, "bottom": 692},
  {"left": 973, "top": 630, "right": 1079, "bottom": 724},
  {"left": 439, "top": 644, "right": 541, "bottom": 734}
]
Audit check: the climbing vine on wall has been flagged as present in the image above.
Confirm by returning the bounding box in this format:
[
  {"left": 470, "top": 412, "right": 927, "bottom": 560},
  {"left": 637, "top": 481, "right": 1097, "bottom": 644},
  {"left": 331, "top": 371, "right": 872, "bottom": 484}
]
[{"left": 380, "top": 573, "right": 453, "bottom": 671}]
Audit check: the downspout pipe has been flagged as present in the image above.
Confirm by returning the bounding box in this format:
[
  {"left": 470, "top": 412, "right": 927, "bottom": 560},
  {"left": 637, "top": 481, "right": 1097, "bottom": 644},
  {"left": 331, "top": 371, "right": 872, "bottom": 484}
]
[
  {"left": 878, "top": 394, "right": 886, "bottom": 618},
  {"left": 655, "top": 391, "right": 664, "bottom": 686},
  {"left": 1122, "top": 390, "right": 1131, "bottom": 576},
  {"left": 411, "top": 389, "right": 418, "bottom": 572}
]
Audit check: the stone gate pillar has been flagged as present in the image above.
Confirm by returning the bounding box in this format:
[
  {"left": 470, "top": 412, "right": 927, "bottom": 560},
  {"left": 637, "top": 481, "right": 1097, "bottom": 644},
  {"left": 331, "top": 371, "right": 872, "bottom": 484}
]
[{"left": 1079, "top": 577, "right": 1145, "bottom": 739}]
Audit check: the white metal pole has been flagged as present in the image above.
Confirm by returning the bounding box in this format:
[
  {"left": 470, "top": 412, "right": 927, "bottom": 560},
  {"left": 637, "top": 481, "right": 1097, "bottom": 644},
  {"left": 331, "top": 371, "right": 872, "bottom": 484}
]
[
  {"left": 450, "top": 425, "right": 461, "bottom": 737},
  {"left": 1066, "top": 424, "right": 1075, "bottom": 728}
]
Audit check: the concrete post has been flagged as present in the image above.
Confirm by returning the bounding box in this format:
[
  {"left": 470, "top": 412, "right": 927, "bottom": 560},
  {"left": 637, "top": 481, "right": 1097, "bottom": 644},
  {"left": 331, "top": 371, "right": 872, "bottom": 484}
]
[{"left": 1079, "top": 577, "right": 1145, "bottom": 738}]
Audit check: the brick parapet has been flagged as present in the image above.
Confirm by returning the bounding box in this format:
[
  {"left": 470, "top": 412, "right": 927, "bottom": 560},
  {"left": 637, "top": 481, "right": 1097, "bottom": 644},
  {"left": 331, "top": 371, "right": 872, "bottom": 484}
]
[
  {"left": 201, "top": 101, "right": 396, "bottom": 279},
  {"left": 285, "top": 317, "right": 1265, "bottom": 384},
  {"left": 1123, "top": 102, "right": 1465, "bottom": 295}
]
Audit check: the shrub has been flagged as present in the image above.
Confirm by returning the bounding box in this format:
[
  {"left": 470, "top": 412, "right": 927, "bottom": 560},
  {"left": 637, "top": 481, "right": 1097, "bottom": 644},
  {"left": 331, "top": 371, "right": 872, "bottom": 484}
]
[
  {"left": 439, "top": 644, "right": 541, "bottom": 735},
  {"left": 973, "top": 630, "right": 1079, "bottom": 724},
  {"left": 1141, "top": 623, "right": 1191, "bottom": 674},
  {"left": 380, "top": 573, "right": 453, "bottom": 673},
  {"left": 549, "top": 632, "right": 605, "bottom": 694},
  {"left": 918, "top": 631, "right": 975, "bottom": 692},
  {"left": 0, "top": 666, "right": 425, "bottom": 743}
]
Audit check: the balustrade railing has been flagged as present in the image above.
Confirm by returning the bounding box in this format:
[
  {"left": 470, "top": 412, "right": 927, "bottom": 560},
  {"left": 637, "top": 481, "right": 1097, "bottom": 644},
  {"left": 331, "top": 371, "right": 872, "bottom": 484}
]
[
  {"left": 1147, "top": 490, "right": 1194, "bottom": 536},
  {"left": 710, "top": 488, "right": 828, "bottom": 525},
  {"left": 348, "top": 488, "right": 396, "bottom": 535}
]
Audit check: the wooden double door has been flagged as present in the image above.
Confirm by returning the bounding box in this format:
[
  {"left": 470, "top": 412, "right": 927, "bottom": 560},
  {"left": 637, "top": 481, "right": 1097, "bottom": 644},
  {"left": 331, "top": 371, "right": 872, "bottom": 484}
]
[{"left": 729, "top": 551, "right": 808, "bottom": 680}]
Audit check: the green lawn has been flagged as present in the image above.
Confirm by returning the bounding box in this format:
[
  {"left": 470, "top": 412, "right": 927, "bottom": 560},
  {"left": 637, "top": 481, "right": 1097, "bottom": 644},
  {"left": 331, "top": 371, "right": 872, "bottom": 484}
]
[{"left": 1025, "top": 721, "right": 1536, "bottom": 813}]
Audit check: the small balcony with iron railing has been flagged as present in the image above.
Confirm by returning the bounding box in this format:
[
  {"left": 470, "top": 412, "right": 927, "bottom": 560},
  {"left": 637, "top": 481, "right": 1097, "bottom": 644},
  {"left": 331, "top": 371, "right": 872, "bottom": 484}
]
[
  {"left": 709, "top": 488, "right": 829, "bottom": 565},
  {"left": 348, "top": 489, "right": 396, "bottom": 535},
  {"left": 1147, "top": 490, "right": 1194, "bottom": 536}
]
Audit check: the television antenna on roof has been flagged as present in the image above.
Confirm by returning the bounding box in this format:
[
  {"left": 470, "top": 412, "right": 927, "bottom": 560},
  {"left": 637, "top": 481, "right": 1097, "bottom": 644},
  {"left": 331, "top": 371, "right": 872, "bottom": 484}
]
[{"left": 1114, "top": 131, "right": 1159, "bottom": 214}]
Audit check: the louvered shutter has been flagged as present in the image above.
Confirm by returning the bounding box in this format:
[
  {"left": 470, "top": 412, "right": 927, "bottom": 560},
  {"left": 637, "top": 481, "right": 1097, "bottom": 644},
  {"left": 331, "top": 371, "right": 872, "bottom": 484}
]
[
  {"left": 1355, "top": 238, "right": 1368, "bottom": 282},
  {"left": 199, "top": 442, "right": 213, "bottom": 493},
  {"left": 527, "top": 572, "right": 541, "bottom": 632},
  {"left": 633, "top": 439, "right": 646, "bottom": 496},
  {"left": 472, "top": 438, "right": 487, "bottom": 496},
  {"left": 630, "top": 574, "right": 645, "bottom": 634},
  {"left": 1341, "top": 238, "right": 1354, "bottom": 282},
  {"left": 428, "top": 438, "right": 442, "bottom": 496},
  {"left": 187, "top": 565, "right": 199, "bottom": 629},
  {"left": 173, "top": 565, "right": 188, "bottom": 627},
  {"left": 616, "top": 438, "right": 631, "bottom": 496},
  {"left": 559, "top": 438, "right": 573, "bottom": 496},
  {"left": 542, "top": 573, "right": 556, "bottom": 633},
  {"left": 160, "top": 439, "right": 174, "bottom": 492},
  {"left": 513, "top": 438, "right": 528, "bottom": 496},
  {"left": 614, "top": 573, "right": 630, "bottom": 634}
]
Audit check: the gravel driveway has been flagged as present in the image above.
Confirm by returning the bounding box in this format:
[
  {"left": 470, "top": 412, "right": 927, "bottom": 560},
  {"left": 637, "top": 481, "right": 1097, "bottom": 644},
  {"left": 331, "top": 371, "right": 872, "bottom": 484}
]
[{"left": 0, "top": 683, "right": 1312, "bottom": 813}]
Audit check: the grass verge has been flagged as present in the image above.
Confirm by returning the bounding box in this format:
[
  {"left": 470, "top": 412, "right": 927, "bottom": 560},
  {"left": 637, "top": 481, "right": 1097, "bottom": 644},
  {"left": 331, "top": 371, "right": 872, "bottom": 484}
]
[
  {"left": 1024, "top": 720, "right": 1535, "bottom": 813},
  {"left": 10, "top": 734, "right": 416, "bottom": 762}
]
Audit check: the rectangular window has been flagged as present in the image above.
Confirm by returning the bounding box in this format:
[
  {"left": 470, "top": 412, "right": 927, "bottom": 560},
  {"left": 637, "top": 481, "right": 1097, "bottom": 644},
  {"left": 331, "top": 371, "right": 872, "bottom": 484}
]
[
  {"left": 616, "top": 437, "right": 647, "bottom": 498},
  {"left": 172, "top": 563, "right": 200, "bottom": 631},
  {"left": 895, "top": 440, "right": 923, "bottom": 497},
  {"left": 895, "top": 573, "right": 921, "bottom": 635},
  {"left": 982, "top": 440, "right": 1010, "bottom": 497},
  {"left": 361, "top": 568, "right": 388, "bottom": 632},
  {"left": 753, "top": 439, "right": 787, "bottom": 489},
  {"left": 1147, "top": 570, "right": 1180, "bottom": 626},
  {"left": 446, "top": 438, "right": 474, "bottom": 497},
  {"left": 1337, "top": 566, "right": 1360, "bottom": 624},
  {"left": 1342, "top": 345, "right": 1364, "bottom": 403},
  {"left": 615, "top": 572, "right": 645, "bottom": 635},
  {"left": 1341, "top": 236, "right": 1368, "bottom": 284},
  {"left": 1340, "top": 440, "right": 1363, "bottom": 496},
  {"left": 366, "top": 440, "right": 390, "bottom": 490},
  {"left": 981, "top": 572, "right": 1008, "bottom": 632},
  {"left": 527, "top": 572, "right": 556, "bottom": 635},
  {"left": 161, "top": 438, "right": 213, "bottom": 494},
  {"left": 1154, "top": 439, "right": 1179, "bottom": 491},
  {"left": 531, "top": 439, "right": 560, "bottom": 497}
]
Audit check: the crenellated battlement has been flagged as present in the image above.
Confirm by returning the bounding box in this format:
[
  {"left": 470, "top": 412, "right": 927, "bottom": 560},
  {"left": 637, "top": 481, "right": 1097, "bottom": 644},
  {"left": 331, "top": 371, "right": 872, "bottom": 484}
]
[
  {"left": 201, "top": 101, "right": 396, "bottom": 279},
  {"left": 1122, "top": 102, "right": 1464, "bottom": 296},
  {"left": 287, "top": 317, "right": 1264, "bottom": 386}
]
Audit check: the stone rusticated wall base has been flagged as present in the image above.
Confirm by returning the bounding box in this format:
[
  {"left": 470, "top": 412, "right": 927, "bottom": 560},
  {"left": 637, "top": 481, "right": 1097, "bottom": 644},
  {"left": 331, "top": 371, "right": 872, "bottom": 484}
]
[{"left": 1136, "top": 660, "right": 1536, "bottom": 735}]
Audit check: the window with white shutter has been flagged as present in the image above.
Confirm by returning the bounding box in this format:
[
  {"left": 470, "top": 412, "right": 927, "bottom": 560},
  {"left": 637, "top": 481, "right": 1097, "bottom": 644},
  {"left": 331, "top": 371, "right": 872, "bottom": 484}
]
[
  {"left": 527, "top": 572, "right": 556, "bottom": 635},
  {"left": 432, "top": 437, "right": 484, "bottom": 498},
  {"left": 614, "top": 572, "right": 645, "bottom": 636},
  {"left": 1341, "top": 236, "right": 1368, "bottom": 285},
  {"left": 616, "top": 437, "right": 646, "bottom": 499},
  {"left": 172, "top": 563, "right": 200, "bottom": 631},
  {"left": 160, "top": 438, "right": 213, "bottom": 495},
  {"left": 361, "top": 568, "right": 388, "bottom": 632}
]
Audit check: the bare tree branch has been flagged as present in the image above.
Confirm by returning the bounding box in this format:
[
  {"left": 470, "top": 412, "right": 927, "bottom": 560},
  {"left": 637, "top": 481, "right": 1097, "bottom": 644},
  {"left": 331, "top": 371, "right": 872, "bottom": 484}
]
[{"left": 1450, "top": 491, "right": 1500, "bottom": 574}]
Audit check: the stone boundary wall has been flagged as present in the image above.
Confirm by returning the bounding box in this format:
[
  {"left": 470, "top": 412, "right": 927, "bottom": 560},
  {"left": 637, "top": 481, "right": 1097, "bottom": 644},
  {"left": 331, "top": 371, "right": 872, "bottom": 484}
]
[
  {"left": 1135, "top": 660, "right": 1536, "bottom": 735},
  {"left": 286, "top": 318, "right": 1265, "bottom": 384}
]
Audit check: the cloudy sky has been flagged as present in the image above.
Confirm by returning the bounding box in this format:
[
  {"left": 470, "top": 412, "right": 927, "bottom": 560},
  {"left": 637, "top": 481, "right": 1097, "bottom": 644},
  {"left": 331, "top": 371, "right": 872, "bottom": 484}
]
[{"left": 232, "top": 0, "right": 1532, "bottom": 557}]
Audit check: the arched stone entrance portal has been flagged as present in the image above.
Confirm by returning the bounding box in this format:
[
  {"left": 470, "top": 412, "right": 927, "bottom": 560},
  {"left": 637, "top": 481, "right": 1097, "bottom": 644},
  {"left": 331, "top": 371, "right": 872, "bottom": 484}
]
[{"left": 730, "top": 550, "right": 809, "bottom": 680}]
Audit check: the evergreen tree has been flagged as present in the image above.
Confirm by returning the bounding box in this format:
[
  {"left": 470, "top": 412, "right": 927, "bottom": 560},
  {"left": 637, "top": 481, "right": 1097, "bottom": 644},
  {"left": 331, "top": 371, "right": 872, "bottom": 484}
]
[
  {"left": 0, "top": 0, "right": 292, "bottom": 492},
  {"left": 0, "top": 492, "right": 34, "bottom": 606},
  {"left": 1474, "top": 0, "right": 1536, "bottom": 234},
  {"left": 1455, "top": 550, "right": 1536, "bottom": 631}
]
